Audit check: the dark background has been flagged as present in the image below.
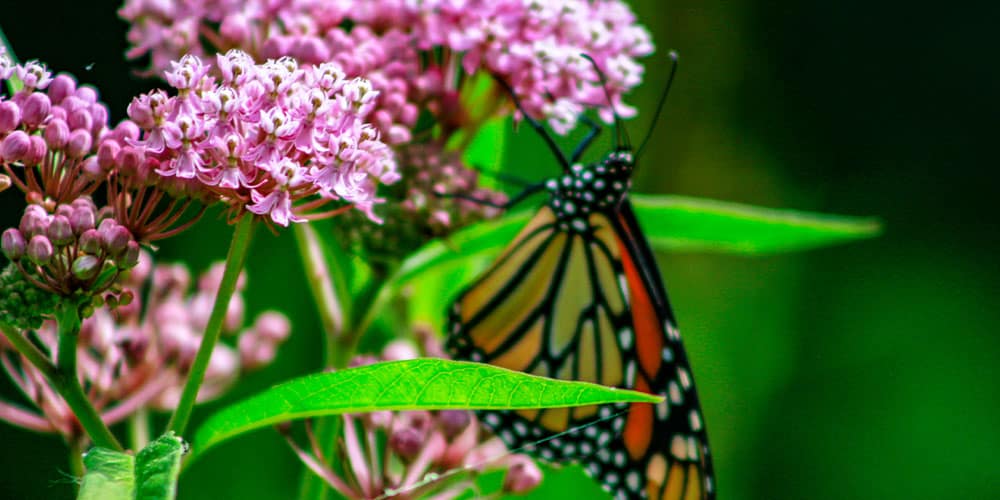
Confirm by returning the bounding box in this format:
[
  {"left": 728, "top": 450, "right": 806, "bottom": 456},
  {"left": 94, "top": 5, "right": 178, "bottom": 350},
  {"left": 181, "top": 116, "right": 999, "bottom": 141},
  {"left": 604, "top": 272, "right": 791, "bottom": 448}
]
[{"left": 2, "top": 1, "right": 997, "bottom": 498}]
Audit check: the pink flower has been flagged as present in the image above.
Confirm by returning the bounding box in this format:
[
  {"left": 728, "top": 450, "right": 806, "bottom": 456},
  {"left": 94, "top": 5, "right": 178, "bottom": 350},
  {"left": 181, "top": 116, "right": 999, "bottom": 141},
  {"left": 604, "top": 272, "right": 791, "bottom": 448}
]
[{"left": 125, "top": 50, "right": 397, "bottom": 227}]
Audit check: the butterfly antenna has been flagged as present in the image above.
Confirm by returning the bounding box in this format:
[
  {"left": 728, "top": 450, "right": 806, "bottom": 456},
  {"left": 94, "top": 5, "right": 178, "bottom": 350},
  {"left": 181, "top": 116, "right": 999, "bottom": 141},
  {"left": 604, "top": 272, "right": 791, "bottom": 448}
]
[
  {"left": 636, "top": 50, "right": 679, "bottom": 159},
  {"left": 581, "top": 54, "right": 631, "bottom": 151}
]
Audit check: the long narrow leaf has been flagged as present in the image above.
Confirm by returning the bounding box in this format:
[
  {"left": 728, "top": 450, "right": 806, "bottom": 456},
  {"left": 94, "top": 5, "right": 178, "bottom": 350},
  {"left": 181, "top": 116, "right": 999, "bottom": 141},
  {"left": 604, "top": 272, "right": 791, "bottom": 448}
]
[{"left": 191, "top": 359, "right": 660, "bottom": 462}]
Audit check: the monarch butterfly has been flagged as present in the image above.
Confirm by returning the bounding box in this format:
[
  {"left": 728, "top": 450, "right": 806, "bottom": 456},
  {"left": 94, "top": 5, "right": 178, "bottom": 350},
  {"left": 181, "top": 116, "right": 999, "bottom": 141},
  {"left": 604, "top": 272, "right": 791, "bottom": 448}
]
[{"left": 445, "top": 53, "right": 715, "bottom": 500}]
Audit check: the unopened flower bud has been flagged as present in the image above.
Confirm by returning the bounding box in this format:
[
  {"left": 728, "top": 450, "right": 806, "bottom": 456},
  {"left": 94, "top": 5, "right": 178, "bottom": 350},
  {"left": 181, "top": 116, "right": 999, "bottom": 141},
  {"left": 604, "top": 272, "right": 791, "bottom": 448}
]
[
  {"left": 101, "top": 224, "right": 132, "bottom": 258},
  {"left": 21, "top": 92, "right": 51, "bottom": 127},
  {"left": 0, "top": 173, "right": 10, "bottom": 192},
  {"left": 96, "top": 139, "right": 121, "bottom": 169},
  {"left": 27, "top": 234, "right": 54, "bottom": 265},
  {"left": 72, "top": 255, "right": 101, "bottom": 280},
  {"left": 120, "top": 241, "right": 140, "bottom": 269},
  {"left": 68, "top": 108, "right": 93, "bottom": 133},
  {"left": 44, "top": 118, "right": 70, "bottom": 149},
  {"left": 389, "top": 427, "right": 426, "bottom": 461},
  {"left": 70, "top": 205, "right": 96, "bottom": 234},
  {"left": 1, "top": 130, "right": 31, "bottom": 162},
  {"left": 382, "top": 340, "right": 419, "bottom": 361},
  {"left": 26, "top": 135, "right": 47, "bottom": 165},
  {"left": 67, "top": 129, "right": 92, "bottom": 158},
  {"left": 0, "top": 101, "right": 20, "bottom": 133},
  {"left": 79, "top": 229, "right": 101, "bottom": 254},
  {"left": 2, "top": 228, "right": 26, "bottom": 260},
  {"left": 437, "top": 410, "right": 471, "bottom": 440},
  {"left": 253, "top": 312, "right": 291, "bottom": 342},
  {"left": 502, "top": 455, "right": 542, "bottom": 494},
  {"left": 46, "top": 215, "right": 74, "bottom": 246},
  {"left": 47, "top": 74, "right": 76, "bottom": 104}
]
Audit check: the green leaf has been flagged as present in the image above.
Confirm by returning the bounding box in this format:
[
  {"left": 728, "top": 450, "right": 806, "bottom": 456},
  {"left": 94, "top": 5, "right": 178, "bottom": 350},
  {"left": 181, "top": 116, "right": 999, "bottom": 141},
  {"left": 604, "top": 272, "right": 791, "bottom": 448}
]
[
  {"left": 190, "top": 358, "right": 660, "bottom": 462},
  {"left": 462, "top": 116, "right": 508, "bottom": 175},
  {"left": 77, "top": 433, "right": 185, "bottom": 500},
  {"left": 630, "top": 194, "right": 882, "bottom": 254},
  {"left": 135, "top": 433, "right": 185, "bottom": 500},
  {"left": 78, "top": 448, "right": 135, "bottom": 500}
]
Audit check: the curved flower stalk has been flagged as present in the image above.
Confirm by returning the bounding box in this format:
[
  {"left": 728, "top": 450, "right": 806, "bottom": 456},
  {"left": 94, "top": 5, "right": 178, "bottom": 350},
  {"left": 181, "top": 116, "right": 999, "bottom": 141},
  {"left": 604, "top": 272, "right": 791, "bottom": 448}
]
[
  {"left": 125, "top": 51, "right": 398, "bottom": 227},
  {"left": 284, "top": 336, "right": 541, "bottom": 500},
  {"left": 119, "top": 0, "right": 653, "bottom": 140},
  {"left": 0, "top": 252, "right": 290, "bottom": 445}
]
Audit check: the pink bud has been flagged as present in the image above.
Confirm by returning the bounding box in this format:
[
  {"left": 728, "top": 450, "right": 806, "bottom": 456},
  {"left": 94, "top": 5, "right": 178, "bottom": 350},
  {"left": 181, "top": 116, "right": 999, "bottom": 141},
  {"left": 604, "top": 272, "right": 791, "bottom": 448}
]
[
  {"left": 67, "top": 129, "right": 92, "bottom": 158},
  {"left": 502, "top": 455, "right": 542, "bottom": 494},
  {"left": 382, "top": 340, "right": 419, "bottom": 361},
  {"left": 47, "top": 74, "right": 77, "bottom": 104},
  {"left": 70, "top": 204, "right": 96, "bottom": 234},
  {"left": 21, "top": 92, "right": 51, "bottom": 127},
  {"left": 75, "top": 85, "right": 98, "bottom": 104},
  {"left": 437, "top": 410, "right": 471, "bottom": 440},
  {"left": 0, "top": 101, "right": 20, "bottom": 132},
  {"left": 101, "top": 224, "right": 132, "bottom": 257},
  {"left": 126, "top": 97, "right": 154, "bottom": 127},
  {"left": 46, "top": 214, "right": 74, "bottom": 246},
  {"left": 67, "top": 108, "right": 93, "bottom": 133},
  {"left": 1, "top": 130, "right": 31, "bottom": 162},
  {"left": 389, "top": 427, "right": 426, "bottom": 461},
  {"left": 113, "top": 120, "right": 140, "bottom": 143},
  {"left": 2, "top": 228, "right": 26, "bottom": 260},
  {"left": 253, "top": 312, "right": 291, "bottom": 342},
  {"left": 26, "top": 135, "right": 47, "bottom": 165},
  {"left": 79, "top": 228, "right": 101, "bottom": 254},
  {"left": 97, "top": 139, "right": 121, "bottom": 169},
  {"left": 27, "top": 234, "right": 53, "bottom": 265},
  {"left": 120, "top": 241, "right": 140, "bottom": 269},
  {"left": 260, "top": 36, "right": 293, "bottom": 60},
  {"left": 44, "top": 118, "right": 70, "bottom": 148},
  {"left": 219, "top": 13, "right": 251, "bottom": 45}
]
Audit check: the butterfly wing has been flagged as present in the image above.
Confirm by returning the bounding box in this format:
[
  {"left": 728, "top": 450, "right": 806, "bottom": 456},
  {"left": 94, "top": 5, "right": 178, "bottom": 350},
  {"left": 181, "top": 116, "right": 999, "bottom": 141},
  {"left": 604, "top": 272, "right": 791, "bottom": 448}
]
[{"left": 446, "top": 201, "right": 715, "bottom": 500}]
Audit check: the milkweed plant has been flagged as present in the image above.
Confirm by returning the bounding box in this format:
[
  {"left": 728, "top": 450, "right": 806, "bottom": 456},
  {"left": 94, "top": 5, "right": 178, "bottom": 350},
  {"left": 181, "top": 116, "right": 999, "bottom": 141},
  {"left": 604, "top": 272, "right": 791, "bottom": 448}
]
[{"left": 0, "top": 1, "right": 879, "bottom": 499}]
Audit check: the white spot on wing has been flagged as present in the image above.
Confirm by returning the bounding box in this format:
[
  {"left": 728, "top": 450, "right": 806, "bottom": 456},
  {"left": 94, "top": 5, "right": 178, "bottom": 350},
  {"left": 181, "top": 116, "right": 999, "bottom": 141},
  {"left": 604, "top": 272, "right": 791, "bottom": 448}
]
[
  {"left": 618, "top": 327, "right": 633, "bottom": 350},
  {"left": 689, "top": 409, "right": 702, "bottom": 431},
  {"left": 678, "top": 368, "right": 691, "bottom": 390}
]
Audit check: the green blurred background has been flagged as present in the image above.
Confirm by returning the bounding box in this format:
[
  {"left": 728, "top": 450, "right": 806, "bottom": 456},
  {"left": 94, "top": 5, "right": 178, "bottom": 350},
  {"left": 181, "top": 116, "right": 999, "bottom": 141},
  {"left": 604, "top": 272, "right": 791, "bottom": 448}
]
[{"left": 1, "top": 1, "right": 996, "bottom": 499}]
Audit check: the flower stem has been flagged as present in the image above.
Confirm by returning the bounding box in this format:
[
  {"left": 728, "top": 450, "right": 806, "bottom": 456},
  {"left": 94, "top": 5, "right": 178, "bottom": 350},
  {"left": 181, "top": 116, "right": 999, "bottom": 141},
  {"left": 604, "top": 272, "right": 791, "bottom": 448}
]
[
  {"left": 167, "top": 215, "right": 254, "bottom": 436},
  {"left": 53, "top": 300, "right": 124, "bottom": 451},
  {"left": 129, "top": 407, "right": 150, "bottom": 451},
  {"left": 69, "top": 437, "right": 86, "bottom": 482},
  {"left": 293, "top": 223, "right": 344, "bottom": 368}
]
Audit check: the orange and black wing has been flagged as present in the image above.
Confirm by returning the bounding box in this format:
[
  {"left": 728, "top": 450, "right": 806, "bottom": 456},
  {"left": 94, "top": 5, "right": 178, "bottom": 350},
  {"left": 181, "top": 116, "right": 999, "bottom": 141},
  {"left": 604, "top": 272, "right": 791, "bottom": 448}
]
[{"left": 446, "top": 201, "right": 714, "bottom": 500}]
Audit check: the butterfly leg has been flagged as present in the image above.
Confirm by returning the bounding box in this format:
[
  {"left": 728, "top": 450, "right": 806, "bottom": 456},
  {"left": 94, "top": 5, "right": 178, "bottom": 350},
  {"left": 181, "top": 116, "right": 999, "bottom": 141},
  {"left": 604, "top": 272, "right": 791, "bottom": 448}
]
[{"left": 492, "top": 75, "right": 571, "bottom": 171}]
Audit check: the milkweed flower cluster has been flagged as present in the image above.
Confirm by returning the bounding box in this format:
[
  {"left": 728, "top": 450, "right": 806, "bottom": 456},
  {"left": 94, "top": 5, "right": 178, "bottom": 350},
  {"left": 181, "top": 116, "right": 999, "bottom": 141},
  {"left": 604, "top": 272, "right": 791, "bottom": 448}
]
[
  {"left": 124, "top": 51, "right": 398, "bottom": 226},
  {"left": 119, "top": 0, "right": 653, "bottom": 137},
  {"left": 0, "top": 252, "right": 290, "bottom": 442},
  {"left": 0, "top": 60, "right": 131, "bottom": 207},
  {"left": 2, "top": 197, "right": 138, "bottom": 300},
  {"left": 284, "top": 337, "right": 541, "bottom": 500}
]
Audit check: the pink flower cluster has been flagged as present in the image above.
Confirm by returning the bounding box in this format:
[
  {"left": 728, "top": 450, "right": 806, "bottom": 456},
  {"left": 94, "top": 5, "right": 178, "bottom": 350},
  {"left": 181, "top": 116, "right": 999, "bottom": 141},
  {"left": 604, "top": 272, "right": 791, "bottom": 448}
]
[
  {"left": 119, "top": 0, "right": 653, "bottom": 136},
  {"left": 124, "top": 51, "right": 398, "bottom": 225},
  {"left": 0, "top": 252, "right": 290, "bottom": 441},
  {"left": 0, "top": 60, "right": 135, "bottom": 207}
]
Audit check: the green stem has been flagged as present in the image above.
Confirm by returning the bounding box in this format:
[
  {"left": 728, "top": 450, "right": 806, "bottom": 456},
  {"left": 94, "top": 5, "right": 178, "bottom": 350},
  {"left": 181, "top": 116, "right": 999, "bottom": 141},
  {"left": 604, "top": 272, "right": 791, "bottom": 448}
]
[
  {"left": 69, "top": 437, "right": 86, "bottom": 484},
  {"left": 53, "top": 301, "right": 124, "bottom": 451},
  {"left": 293, "top": 223, "right": 345, "bottom": 368},
  {"left": 168, "top": 215, "right": 254, "bottom": 436},
  {"left": 333, "top": 277, "right": 387, "bottom": 369},
  {"left": 128, "top": 407, "right": 150, "bottom": 451}
]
